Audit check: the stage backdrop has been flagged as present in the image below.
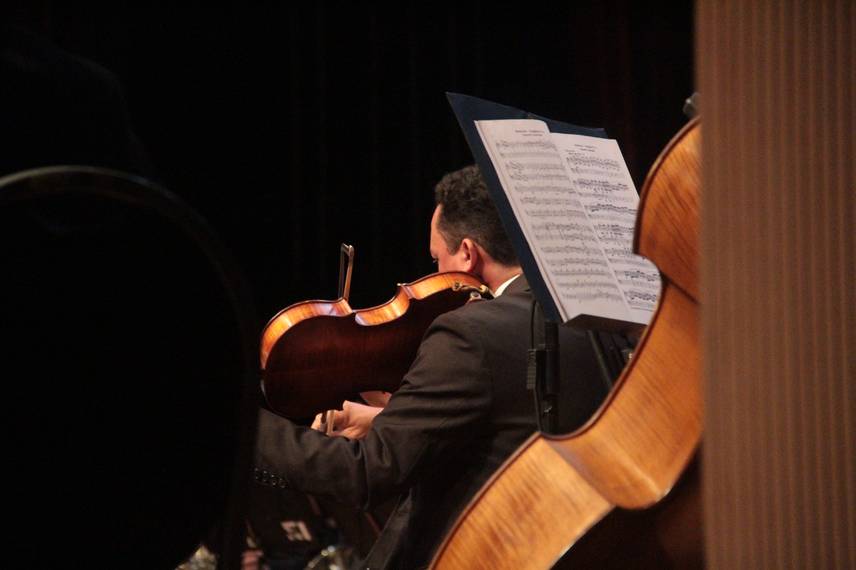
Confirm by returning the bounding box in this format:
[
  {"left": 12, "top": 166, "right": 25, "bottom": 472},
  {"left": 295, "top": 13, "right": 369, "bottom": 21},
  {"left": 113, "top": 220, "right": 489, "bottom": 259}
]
[{"left": 39, "top": 1, "right": 694, "bottom": 319}]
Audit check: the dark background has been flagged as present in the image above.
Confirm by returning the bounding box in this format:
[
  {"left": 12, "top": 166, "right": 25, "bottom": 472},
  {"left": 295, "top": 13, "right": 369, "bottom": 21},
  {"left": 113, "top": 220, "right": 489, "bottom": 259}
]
[
  {"left": 4, "top": 1, "right": 694, "bottom": 320},
  {"left": 1, "top": 2, "right": 694, "bottom": 566}
]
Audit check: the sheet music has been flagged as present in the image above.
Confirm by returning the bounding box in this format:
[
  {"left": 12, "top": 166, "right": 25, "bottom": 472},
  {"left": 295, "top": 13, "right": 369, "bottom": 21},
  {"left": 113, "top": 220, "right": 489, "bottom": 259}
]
[{"left": 475, "top": 119, "right": 660, "bottom": 325}]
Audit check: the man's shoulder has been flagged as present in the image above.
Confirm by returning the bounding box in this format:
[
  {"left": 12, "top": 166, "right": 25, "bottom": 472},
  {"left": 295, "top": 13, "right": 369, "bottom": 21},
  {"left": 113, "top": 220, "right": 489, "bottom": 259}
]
[{"left": 432, "top": 280, "right": 532, "bottom": 331}]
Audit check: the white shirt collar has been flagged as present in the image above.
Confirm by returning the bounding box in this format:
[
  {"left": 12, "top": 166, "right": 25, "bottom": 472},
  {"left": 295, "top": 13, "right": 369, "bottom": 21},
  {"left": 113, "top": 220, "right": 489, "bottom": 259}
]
[{"left": 493, "top": 273, "right": 521, "bottom": 297}]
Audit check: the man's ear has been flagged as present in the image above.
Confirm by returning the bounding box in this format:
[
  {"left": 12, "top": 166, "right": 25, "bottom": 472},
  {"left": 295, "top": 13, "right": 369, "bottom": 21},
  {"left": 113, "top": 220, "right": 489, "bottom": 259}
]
[{"left": 458, "top": 238, "right": 480, "bottom": 273}]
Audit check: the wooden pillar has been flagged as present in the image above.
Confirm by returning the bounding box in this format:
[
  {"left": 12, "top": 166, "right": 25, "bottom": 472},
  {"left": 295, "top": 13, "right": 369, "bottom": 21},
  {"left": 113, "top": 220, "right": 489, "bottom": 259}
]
[{"left": 696, "top": 1, "right": 854, "bottom": 567}]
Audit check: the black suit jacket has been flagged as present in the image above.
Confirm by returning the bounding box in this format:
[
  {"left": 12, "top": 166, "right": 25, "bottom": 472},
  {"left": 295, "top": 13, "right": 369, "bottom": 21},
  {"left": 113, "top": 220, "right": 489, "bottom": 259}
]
[{"left": 254, "top": 276, "right": 608, "bottom": 568}]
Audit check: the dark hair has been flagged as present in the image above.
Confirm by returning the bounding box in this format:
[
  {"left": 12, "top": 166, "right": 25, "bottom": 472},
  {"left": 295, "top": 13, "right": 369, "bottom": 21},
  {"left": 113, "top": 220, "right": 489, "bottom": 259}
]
[{"left": 433, "top": 164, "right": 518, "bottom": 266}]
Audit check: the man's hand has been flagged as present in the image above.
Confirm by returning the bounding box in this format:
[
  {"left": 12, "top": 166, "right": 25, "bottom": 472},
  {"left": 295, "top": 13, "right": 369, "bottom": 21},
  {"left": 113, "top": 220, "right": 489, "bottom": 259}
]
[
  {"left": 311, "top": 401, "right": 384, "bottom": 440},
  {"left": 359, "top": 390, "right": 391, "bottom": 407}
]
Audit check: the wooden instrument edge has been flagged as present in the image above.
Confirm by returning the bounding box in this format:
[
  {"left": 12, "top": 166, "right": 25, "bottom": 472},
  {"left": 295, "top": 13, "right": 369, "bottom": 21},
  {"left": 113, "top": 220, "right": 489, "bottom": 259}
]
[
  {"left": 259, "top": 271, "right": 483, "bottom": 368},
  {"left": 260, "top": 298, "right": 352, "bottom": 368},
  {"left": 633, "top": 116, "right": 700, "bottom": 258},
  {"left": 545, "top": 280, "right": 701, "bottom": 509},
  {"left": 430, "top": 434, "right": 615, "bottom": 569}
]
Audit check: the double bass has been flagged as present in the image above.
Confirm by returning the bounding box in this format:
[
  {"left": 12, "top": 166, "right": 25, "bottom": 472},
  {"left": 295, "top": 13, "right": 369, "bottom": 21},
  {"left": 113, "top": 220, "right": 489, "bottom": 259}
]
[{"left": 430, "top": 118, "right": 703, "bottom": 568}]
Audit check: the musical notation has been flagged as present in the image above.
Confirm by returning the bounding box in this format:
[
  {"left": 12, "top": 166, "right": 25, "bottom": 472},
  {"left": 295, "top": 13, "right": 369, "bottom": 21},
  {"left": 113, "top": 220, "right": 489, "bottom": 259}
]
[
  {"left": 557, "top": 279, "right": 625, "bottom": 303},
  {"left": 541, "top": 244, "right": 601, "bottom": 256},
  {"left": 545, "top": 256, "right": 608, "bottom": 268},
  {"left": 587, "top": 203, "right": 636, "bottom": 216},
  {"left": 602, "top": 247, "right": 631, "bottom": 258},
  {"left": 564, "top": 153, "right": 621, "bottom": 172},
  {"left": 574, "top": 179, "right": 631, "bottom": 193},
  {"left": 513, "top": 185, "right": 576, "bottom": 195},
  {"left": 498, "top": 151, "right": 561, "bottom": 159},
  {"left": 561, "top": 290, "right": 625, "bottom": 303},
  {"left": 594, "top": 223, "right": 635, "bottom": 241},
  {"left": 627, "top": 290, "right": 658, "bottom": 301},
  {"left": 524, "top": 208, "right": 587, "bottom": 219},
  {"left": 475, "top": 118, "right": 661, "bottom": 325},
  {"left": 531, "top": 221, "right": 598, "bottom": 243},
  {"left": 626, "top": 289, "right": 659, "bottom": 310},
  {"left": 519, "top": 195, "right": 577, "bottom": 207},
  {"left": 496, "top": 139, "right": 557, "bottom": 151},
  {"left": 507, "top": 160, "right": 565, "bottom": 172},
  {"left": 531, "top": 222, "right": 590, "bottom": 233},
  {"left": 617, "top": 269, "right": 660, "bottom": 283},
  {"left": 613, "top": 257, "right": 656, "bottom": 269},
  {"left": 576, "top": 191, "right": 635, "bottom": 203},
  {"left": 554, "top": 268, "right": 613, "bottom": 278},
  {"left": 567, "top": 167, "right": 624, "bottom": 179},
  {"left": 509, "top": 172, "right": 569, "bottom": 183}
]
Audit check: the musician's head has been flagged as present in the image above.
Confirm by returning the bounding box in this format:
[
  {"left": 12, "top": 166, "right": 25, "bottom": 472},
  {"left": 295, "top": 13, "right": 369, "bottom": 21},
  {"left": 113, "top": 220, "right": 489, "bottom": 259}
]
[{"left": 431, "top": 164, "right": 520, "bottom": 289}]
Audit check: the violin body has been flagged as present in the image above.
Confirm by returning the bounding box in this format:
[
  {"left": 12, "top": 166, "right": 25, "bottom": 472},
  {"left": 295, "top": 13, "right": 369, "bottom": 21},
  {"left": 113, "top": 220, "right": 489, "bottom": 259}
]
[
  {"left": 430, "top": 119, "right": 702, "bottom": 569},
  {"left": 260, "top": 271, "right": 486, "bottom": 418}
]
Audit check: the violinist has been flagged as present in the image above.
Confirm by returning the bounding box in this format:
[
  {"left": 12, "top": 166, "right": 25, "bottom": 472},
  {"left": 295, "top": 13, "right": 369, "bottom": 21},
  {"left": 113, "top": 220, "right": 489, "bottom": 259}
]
[{"left": 253, "top": 164, "right": 609, "bottom": 569}]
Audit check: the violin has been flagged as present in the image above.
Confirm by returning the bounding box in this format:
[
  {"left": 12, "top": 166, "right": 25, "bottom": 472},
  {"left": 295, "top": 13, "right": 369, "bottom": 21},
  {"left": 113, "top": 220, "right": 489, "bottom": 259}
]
[
  {"left": 430, "top": 118, "right": 703, "bottom": 568},
  {"left": 260, "top": 245, "right": 488, "bottom": 419}
]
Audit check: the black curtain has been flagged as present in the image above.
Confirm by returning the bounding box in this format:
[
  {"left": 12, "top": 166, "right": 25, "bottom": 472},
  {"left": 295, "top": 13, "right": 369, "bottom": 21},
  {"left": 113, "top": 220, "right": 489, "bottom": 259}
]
[{"left": 28, "top": 0, "right": 693, "bottom": 330}]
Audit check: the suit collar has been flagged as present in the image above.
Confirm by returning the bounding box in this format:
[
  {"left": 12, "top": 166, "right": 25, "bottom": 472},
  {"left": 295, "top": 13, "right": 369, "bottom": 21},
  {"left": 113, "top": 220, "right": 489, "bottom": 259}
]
[{"left": 499, "top": 273, "right": 529, "bottom": 296}]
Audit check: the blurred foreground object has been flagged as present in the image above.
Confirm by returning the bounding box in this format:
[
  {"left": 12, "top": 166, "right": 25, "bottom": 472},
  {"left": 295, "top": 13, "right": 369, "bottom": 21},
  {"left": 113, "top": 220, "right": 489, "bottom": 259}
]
[{"left": 0, "top": 167, "right": 258, "bottom": 568}]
